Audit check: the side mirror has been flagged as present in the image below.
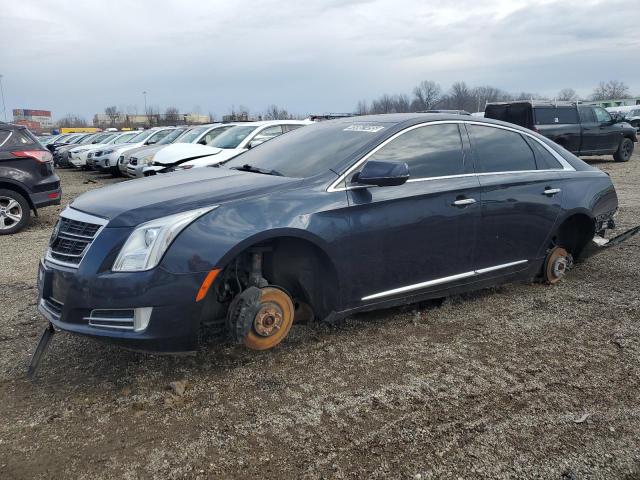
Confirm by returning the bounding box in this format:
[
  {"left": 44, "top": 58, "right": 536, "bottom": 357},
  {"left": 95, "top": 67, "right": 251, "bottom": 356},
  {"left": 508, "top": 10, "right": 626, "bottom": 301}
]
[
  {"left": 352, "top": 160, "right": 410, "bottom": 187},
  {"left": 611, "top": 113, "right": 623, "bottom": 123},
  {"left": 197, "top": 138, "right": 207, "bottom": 145},
  {"left": 146, "top": 139, "right": 157, "bottom": 145},
  {"left": 248, "top": 138, "right": 266, "bottom": 149}
]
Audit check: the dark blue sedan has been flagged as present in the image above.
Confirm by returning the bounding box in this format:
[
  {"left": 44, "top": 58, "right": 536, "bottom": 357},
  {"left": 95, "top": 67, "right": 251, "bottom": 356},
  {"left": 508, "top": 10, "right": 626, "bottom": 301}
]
[{"left": 37, "top": 114, "right": 619, "bottom": 352}]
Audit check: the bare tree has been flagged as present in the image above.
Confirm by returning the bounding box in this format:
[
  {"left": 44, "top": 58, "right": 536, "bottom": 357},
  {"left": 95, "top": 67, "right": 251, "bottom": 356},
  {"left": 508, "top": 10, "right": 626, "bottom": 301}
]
[
  {"left": 591, "top": 80, "right": 630, "bottom": 101},
  {"left": 165, "top": 106, "right": 180, "bottom": 124},
  {"left": 355, "top": 100, "right": 369, "bottom": 115},
  {"left": 557, "top": 88, "right": 578, "bottom": 101},
  {"left": 264, "top": 104, "right": 291, "bottom": 120},
  {"left": 104, "top": 106, "right": 119, "bottom": 126},
  {"left": 411, "top": 80, "right": 441, "bottom": 111},
  {"left": 449, "top": 81, "right": 474, "bottom": 111},
  {"left": 471, "top": 86, "right": 511, "bottom": 111}
]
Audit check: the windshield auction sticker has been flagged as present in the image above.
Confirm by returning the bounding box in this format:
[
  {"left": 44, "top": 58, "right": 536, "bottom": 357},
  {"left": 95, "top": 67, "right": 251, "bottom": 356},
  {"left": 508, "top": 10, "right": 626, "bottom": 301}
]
[{"left": 343, "top": 124, "right": 385, "bottom": 133}]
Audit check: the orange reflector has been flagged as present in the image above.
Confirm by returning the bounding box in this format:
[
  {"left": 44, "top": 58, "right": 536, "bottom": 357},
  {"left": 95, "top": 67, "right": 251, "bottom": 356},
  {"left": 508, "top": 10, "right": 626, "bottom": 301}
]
[{"left": 195, "top": 268, "right": 221, "bottom": 302}]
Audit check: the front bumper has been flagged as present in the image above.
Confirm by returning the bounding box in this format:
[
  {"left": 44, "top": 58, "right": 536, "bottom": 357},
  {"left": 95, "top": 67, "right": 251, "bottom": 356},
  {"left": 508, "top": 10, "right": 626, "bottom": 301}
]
[{"left": 37, "top": 258, "right": 211, "bottom": 352}]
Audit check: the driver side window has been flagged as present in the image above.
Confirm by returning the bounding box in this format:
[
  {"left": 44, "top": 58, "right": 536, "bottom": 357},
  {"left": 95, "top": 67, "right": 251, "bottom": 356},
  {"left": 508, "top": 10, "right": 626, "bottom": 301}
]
[
  {"left": 594, "top": 107, "right": 612, "bottom": 123},
  {"left": 356, "top": 123, "right": 465, "bottom": 180},
  {"left": 252, "top": 125, "right": 284, "bottom": 143}
]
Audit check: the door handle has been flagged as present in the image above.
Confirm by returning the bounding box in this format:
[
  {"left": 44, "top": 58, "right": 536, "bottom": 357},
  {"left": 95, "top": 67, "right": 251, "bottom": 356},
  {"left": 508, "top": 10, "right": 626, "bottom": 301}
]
[
  {"left": 452, "top": 198, "right": 476, "bottom": 207},
  {"left": 543, "top": 188, "right": 561, "bottom": 196}
]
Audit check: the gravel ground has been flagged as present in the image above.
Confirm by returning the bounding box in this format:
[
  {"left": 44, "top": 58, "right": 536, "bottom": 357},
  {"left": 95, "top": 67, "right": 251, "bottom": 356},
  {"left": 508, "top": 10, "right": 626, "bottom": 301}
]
[{"left": 0, "top": 155, "right": 639, "bottom": 479}]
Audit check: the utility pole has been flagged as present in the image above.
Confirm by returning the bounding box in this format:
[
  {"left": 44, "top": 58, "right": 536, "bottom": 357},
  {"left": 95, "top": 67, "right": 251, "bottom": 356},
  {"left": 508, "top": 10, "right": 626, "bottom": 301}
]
[
  {"left": 142, "top": 91, "right": 148, "bottom": 127},
  {"left": 0, "top": 75, "right": 7, "bottom": 122}
]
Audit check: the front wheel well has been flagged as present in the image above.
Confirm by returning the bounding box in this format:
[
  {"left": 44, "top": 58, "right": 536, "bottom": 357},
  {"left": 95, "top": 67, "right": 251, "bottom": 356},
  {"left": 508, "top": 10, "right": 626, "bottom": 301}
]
[
  {"left": 216, "top": 236, "right": 340, "bottom": 322},
  {"left": 551, "top": 214, "right": 596, "bottom": 261}
]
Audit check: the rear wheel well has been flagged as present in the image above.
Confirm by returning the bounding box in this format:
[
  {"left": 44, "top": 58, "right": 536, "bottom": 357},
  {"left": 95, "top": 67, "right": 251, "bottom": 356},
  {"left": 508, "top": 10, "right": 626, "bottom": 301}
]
[
  {"left": 216, "top": 237, "right": 340, "bottom": 322},
  {"left": 0, "top": 182, "right": 34, "bottom": 210},
  {"left": 551, "top": 214, "right": 595, "bottom": 261}
]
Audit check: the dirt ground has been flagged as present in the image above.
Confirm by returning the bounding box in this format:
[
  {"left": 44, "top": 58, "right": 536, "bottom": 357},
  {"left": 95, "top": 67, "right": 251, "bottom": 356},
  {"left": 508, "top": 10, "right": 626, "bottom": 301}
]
[{"left": 1, "top": 153, "right": 639, "bottom": 480}]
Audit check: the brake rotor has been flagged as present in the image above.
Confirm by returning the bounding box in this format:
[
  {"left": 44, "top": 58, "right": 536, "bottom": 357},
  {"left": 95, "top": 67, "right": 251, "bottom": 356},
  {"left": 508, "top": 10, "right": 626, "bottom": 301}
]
[
  {"left": 544, "top": 246, "right": 571, "bottom": 284},
  {"left": 244, "top": 287, "right": 294, "bottom": 350}
]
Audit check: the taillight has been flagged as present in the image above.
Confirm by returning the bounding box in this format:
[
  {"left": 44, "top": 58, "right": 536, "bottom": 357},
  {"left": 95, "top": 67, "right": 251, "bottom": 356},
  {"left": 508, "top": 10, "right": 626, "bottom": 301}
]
[{"left": 11, "top": 150, "right": 53, "bottom": 163}]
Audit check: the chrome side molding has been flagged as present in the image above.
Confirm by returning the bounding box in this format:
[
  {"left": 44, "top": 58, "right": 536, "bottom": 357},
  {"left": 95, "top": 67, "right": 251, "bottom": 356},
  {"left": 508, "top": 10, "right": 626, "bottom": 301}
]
[{"left": 361, "top": 260, "right": 528, "bottom": 301}]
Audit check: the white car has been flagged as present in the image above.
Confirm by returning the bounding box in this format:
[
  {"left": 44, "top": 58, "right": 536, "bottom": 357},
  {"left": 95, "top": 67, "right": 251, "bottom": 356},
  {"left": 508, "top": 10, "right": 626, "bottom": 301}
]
[
  {"left": 93, "top": 127, "right": 175, "bottom": 176},
  {"left": 68, "top": 132, "right": 123, "bottom": 167},
  {"left": 85, "top": 131, "right": 140, "bottom": 169},
  {"left": 125, "top": 124, "right": 237, "bottom": 178},
  {"left": 145, "top": 120, "right": 312, "bottom": 174}
]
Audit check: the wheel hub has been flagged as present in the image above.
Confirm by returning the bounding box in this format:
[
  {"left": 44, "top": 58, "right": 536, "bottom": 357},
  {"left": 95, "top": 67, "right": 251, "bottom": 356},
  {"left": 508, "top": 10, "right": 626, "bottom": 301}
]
[
  {"left": 551, "top": 256, "right": 568, "bottom": 278},
  {"left": 253, "top": 302, "right": 284, "bottom": 337}
]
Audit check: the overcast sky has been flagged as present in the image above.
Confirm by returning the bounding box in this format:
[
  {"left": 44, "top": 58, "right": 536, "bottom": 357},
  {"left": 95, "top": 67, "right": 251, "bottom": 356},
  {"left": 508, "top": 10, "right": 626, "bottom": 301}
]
[{"left": 1, "top": 0, "right": 639, "bottom": 120}]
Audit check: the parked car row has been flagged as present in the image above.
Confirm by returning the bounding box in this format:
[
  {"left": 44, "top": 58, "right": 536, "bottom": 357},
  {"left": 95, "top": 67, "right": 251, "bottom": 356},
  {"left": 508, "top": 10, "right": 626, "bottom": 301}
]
[
  {"left": 34, "top": 113, "right": 637, "bottom": 358},
  {"left": 484, "top": 101, "right": 637, "bottom": 162},
  {"left": 54, "top": 120, "right": 312, "bottom": 179}
]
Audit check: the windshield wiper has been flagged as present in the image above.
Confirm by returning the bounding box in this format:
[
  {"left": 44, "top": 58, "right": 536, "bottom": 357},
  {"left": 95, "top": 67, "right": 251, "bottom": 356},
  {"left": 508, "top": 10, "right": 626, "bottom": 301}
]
[{"left": 230, "top": 164, "right": 283, "bottom": 176}]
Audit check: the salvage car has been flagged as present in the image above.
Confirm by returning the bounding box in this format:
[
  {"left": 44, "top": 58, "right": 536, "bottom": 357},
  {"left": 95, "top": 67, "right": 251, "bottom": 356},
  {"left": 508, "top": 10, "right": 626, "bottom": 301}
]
[
  {"left": 126, "top": 124, "right": 238, "bottom": 177},
  {"left": 485, "top": 101, "right": 637, "bottom": 162},
  {"left": 93, "top": 127, "right": 175, "bottom": 176},
  {"left": 37, "top": 114, "right": 627, "bottom": 354},
  {"left": 0, "top": 122, "right": 61, "bottom": 234},
  {"left": 146, "top": 120, "right": 310, "bottom": 174},
  {"left": 85, "top": 131, "right": 140, "bottom": 169}
]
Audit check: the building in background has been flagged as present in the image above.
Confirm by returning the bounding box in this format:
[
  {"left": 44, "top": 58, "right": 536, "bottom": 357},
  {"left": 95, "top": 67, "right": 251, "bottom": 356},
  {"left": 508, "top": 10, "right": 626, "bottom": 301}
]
[
  {"left": 583, "top": 97, "right": 640, "bottom": 108},
  {"left": 12, "top": 109, "right": 54, "bottom": 132}
]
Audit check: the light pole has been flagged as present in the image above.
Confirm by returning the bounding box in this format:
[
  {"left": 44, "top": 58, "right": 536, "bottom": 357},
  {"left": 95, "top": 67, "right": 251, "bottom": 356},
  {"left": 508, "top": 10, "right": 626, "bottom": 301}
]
[
  {"left": 0, "top": 75, "right": 7, "bottom": 122},
  {"left": 142, "top": 90, "right": 148, "bottom": 126}
]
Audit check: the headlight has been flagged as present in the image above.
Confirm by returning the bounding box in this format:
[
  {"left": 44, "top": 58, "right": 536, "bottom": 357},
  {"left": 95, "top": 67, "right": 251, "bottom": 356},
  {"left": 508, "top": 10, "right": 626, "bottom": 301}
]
[
  {"left": 112, "top": 206, "right": 217, "bottom": 272},
  {"left": 103, "top": 149, "right": 114, "bottom": 155},
  {"left": 177, "top": 164, "right": 194, "bottom": 170},
  {"left": 143, "top": 154, "right": 155, "bottom": 165}
]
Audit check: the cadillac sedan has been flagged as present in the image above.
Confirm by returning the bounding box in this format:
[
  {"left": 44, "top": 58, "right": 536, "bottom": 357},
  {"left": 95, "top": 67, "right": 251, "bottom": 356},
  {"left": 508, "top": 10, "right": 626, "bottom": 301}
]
[{"left": 37, "top": 114, "right": 620, "bottom": 352}]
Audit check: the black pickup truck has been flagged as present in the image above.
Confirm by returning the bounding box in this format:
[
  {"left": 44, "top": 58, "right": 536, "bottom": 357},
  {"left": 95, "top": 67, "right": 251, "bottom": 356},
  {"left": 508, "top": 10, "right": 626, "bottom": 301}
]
[{"left": 485, "top": 101, "right": 637, "bottom": 162}]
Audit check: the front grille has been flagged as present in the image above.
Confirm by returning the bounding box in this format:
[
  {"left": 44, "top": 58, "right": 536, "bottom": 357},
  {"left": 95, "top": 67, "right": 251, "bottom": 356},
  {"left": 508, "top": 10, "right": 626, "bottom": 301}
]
[
  {"left": 130, "top": 157, "right": 138, "bottom": 166},
  {"left": 47, "top": 211, "right": 106, "bottom": 267},
  {"left": 85, "top": 309, "right": 135, "bottom": 330},
  {"left": 41, "top": 297, "right": 63, "bottom": 321},
  {"left": 118, "top": 155, "right": 125, "bottom": 165}
]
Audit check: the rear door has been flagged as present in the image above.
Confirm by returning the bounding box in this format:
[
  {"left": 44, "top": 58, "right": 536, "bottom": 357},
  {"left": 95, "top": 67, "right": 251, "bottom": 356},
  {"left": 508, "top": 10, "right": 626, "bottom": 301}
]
[
  {"left": 343, "top": 122, "right": 481, "bottom": 304},
  {"left": 468, "top": 123, "right": 565, "bottom": 273}
]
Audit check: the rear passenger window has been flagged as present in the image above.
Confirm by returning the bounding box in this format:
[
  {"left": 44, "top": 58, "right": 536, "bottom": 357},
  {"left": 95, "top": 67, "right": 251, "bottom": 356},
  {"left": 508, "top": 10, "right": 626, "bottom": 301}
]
[
  {"left": 524, "top": 137, "right": 563, "bottom": 170},
  {"left": 468, "top": 125, "right": 536, "bottom": 173},
  {"left": 367, "top": 123, "right": 465, "bottom": 178},
  {"left": 2, "top": 130, "right": 36, "bottom": 149},
  {"left": 534, "top": 107, "right": 578, "bottom": 125}
]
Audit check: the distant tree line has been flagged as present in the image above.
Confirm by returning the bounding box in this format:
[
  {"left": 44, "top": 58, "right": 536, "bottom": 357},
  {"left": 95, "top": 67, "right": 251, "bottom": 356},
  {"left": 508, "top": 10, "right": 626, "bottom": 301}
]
[
  {"left": 53, "top": 80, "right": 634, "bottom": 128},
  {"left": 355, "top": 79, "right": 634, "bottom": 114}
]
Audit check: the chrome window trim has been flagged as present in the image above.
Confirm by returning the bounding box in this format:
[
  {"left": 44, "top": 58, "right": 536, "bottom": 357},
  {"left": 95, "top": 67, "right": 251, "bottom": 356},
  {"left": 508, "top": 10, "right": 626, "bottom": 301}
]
[
  {"left": 44, "top": 207, "right": 109, "bottom": 269},
  {"left": 0, "top": 131, "right": 12, "bottom": 148},
  {"left": 327, "top": 120, "right": 575, "bottom": 193},
  {"left": 361, "top": 260, "right": 528, "bottom": 301}
]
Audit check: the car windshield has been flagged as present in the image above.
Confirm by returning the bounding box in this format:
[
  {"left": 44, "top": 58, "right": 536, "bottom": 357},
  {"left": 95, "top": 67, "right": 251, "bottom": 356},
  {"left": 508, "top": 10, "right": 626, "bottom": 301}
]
[
  {"left": 223, "top": 120, "right": 387, "bottom": 178},
  {"left": 210, "top": 126, "right": 258, "bottom": 149},
  {"left": 127, "top": 130, "right": 151, "bottom": 143},
  {"left": 177, "top": 126, "right": 208, "bottom": 143},
  {"left": 157, "top": 128, "right": 187, "bottom": 145},
  {"left": 112, "top": 132, "right": 137, "bottom": 144},
  {"left": 627, "top": 109, "right": 640, "bottom": 117}
]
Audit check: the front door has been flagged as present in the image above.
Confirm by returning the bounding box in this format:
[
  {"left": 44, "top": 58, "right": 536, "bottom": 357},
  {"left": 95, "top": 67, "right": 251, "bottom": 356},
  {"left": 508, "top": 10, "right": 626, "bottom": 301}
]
[
  {"left": 342, "top": 122, "right": 481, "bottom": 305},
  {"left": 467, "top": 123, "right": 564, "bottom": 272}
]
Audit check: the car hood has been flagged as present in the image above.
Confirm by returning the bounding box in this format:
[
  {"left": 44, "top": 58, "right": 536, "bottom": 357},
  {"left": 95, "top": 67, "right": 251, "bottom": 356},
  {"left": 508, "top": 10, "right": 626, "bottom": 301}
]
[
  {"left": 71, "top": 166, "right": 300, "bottom": 227},
  {"left": 180, "top": 149, "right": 245, "bottom": 168},
  {"left": 125, "top": 144, "right": 166, "bottom": 159},
  {"left": 153, "top": 143, "right": 223, "bottom": 165}
]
